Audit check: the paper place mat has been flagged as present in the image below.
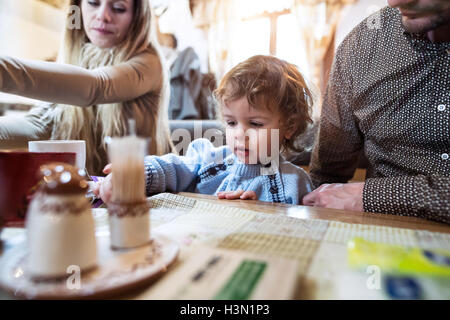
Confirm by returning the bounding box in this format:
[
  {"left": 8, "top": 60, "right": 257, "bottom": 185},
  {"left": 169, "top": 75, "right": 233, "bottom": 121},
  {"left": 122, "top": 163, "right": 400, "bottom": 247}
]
[
  {"left": 323, "top": 221, "right": 419, "bottom": 247},
  {"left": 143, "top": 193, "right": 450, "bottom": 299},
  {"left": 149, "top": 193, "right": 197, "bottom": 212},
  {"left": 138, "top": 246, "right": 299, "bottom": 300},
  {"left": 154, "top": 208, "right": 256, "bottom": 247},
  {"left": 148, "top": 194, "right": 450, "bottom": 252}
]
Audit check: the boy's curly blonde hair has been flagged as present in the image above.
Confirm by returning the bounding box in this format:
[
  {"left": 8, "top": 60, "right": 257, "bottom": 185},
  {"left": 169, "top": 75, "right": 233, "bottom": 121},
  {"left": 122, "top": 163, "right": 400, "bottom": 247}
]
[{"left": 214, "top": 55, "right": 313, "bottom": 153}]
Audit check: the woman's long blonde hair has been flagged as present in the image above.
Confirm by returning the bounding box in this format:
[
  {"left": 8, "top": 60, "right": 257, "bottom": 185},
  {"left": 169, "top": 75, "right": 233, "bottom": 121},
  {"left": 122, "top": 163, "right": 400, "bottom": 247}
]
[{"left": 51, "top": 0, "right": 173, "bottom": 175}]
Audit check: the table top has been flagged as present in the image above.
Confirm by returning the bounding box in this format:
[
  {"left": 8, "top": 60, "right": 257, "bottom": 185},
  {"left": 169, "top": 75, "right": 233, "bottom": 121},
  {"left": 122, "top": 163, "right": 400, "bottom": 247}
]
[
  {"left": 178, "top": 192, "right": 450, "bottom": 234},
  {"left": 1, "top": 192, "right": 449, "bottom": 300}
]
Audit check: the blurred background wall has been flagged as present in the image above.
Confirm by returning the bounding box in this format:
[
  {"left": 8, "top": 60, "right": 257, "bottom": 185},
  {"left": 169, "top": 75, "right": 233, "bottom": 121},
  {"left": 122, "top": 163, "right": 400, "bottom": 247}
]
[{"left": 0, "top": 0, "right": 64, "bottom": 60}]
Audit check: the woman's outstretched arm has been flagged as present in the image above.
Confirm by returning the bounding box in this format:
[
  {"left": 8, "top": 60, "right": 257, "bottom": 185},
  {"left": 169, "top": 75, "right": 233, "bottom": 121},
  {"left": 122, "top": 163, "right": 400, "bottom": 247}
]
[
  {"left": 0, "top": 50, "right": 162, "bottom": 107},
  {"left": 0, "top": 103, "right": 52, "bottom": 149}
]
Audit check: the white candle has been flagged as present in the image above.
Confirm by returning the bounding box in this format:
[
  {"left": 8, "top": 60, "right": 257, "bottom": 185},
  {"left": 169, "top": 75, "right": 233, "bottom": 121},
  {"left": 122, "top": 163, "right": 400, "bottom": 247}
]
[
  {"left": 107, "top": 134, "right": 151, "bottom": 249},
  {"left": 108, "top": 135, "right": 147, "bottom": 204}
]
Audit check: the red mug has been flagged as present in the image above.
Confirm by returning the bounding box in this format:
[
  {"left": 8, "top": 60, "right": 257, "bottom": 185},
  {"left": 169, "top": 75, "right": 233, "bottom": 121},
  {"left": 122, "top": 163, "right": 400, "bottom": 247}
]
[{"left": 0, "top": 151, "right": 76, "bottom": 228}]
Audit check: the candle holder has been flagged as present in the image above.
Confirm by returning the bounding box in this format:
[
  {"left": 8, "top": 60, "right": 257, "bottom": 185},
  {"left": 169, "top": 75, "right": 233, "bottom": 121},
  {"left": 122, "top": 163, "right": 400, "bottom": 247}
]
[
  {"left": 106, "top": 123, "right": 150, "bottom": 250},
  {"left": 108, "top": 200, "right": 151, "bottom": 250}
]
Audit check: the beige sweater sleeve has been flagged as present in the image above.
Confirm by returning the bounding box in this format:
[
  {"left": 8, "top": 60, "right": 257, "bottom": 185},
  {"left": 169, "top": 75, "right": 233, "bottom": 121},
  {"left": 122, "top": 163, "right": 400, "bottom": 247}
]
[
  {"left": 0, "top": 50, "right": 162, "bottom": 107},
  {"left": 0, "top": 102, "right": 53, "bottom": 149}
]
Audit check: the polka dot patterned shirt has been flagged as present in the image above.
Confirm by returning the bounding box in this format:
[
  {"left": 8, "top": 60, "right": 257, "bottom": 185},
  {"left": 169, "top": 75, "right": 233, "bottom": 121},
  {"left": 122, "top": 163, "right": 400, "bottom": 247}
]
[{"left": 310, "top": 7, "right": 449, "bottom": 224}]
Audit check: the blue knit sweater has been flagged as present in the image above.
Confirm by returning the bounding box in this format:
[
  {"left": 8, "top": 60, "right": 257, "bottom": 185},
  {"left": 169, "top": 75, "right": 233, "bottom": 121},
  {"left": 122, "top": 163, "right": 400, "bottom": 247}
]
[{"left": 144, "top": 139, "right": 313, "bottom": 204}]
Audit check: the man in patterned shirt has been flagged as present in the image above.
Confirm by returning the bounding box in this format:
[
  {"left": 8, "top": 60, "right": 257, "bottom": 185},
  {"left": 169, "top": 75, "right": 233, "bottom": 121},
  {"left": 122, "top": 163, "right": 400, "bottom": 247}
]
[{"left": 303, "top": 0, "right": 449, "bottom": 224}]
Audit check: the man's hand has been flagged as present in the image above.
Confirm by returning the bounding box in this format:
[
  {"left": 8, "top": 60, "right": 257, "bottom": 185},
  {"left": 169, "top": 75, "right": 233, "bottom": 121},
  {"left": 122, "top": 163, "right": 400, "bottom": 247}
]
[
  {"left": 302, "top": 182, "right": 364, "bottom": 211},
  {"left": 217, "top": 190, "right": 257, "bottom": 200}
]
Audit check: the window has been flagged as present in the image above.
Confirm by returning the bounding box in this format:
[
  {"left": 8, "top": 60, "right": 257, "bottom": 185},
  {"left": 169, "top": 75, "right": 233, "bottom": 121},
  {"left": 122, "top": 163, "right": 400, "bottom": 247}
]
[
  {"left": 231, "top": 18, "right": 271, "bottom": 65},
  {"left": 232, "top": 9, "right": 310, "bottom": 79},
  {"left": 277, "top": 13, "right": 310, "bottom": 78}
]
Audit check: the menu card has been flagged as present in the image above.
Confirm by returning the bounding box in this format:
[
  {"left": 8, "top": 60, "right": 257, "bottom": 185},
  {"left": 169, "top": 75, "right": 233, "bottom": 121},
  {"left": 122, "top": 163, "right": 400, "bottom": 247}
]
[{"left": 139, "top": 246, "right": 299, "bottom": 300}]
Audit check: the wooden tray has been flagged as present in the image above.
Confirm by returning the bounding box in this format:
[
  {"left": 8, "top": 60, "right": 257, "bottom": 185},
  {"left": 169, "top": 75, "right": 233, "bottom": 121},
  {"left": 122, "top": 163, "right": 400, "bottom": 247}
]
[{"left": 0, "top": 233, "right": 179, "bottom": 299}]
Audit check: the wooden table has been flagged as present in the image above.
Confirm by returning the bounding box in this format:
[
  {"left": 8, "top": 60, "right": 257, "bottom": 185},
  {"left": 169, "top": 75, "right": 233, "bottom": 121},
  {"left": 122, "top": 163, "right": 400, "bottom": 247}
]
[
  {"left": 1, "top": 192, "right": 449, "bottom": 300},
  {"left": 140, "top": 193, "right": 450, "bottom": 300},
  {"left": 178, "top": 192, "right": 450, "bottom": 234}
]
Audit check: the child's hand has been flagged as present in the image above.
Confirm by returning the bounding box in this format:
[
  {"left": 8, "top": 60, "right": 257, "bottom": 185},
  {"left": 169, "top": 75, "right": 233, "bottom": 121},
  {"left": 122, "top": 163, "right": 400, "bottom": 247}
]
[
  {"left": 217, "top": 190, "right": 257, "bottom": 200},
  {"left": 92, "top": 164, "right": 113, "bottom": 204}
]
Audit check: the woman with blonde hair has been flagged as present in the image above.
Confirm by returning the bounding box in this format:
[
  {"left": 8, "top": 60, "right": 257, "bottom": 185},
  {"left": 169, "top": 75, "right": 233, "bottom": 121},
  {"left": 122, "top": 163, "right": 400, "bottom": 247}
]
[{"left": 0, "top": 0, "right": 173, "bottom": 175}]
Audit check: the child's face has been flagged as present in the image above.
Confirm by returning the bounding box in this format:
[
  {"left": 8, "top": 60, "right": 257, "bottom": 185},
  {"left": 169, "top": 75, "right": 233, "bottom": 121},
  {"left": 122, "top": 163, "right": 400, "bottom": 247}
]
[{"left": 223, "top": 97, "right": 289, "bottom": 165}]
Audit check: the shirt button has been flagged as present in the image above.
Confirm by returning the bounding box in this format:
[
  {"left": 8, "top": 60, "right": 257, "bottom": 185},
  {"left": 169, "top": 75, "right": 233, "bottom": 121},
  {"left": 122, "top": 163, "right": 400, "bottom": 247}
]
[
  {"left": 442, "top": 153, "right": 449, "bottom": 160},
  {"left": 437, "top": 104, "right": 446, "bottom": 112},
  {"left": 226, "top": 158, "right": 234, "bottom": 165}
]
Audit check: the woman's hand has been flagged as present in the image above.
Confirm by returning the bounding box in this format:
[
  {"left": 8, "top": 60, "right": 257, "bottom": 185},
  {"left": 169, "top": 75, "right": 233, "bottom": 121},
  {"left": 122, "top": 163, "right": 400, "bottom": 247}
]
[
  {"left": 217, "top": 190, "right": 257, "bottom": 200},
  {"left": 92, "top": 164, "right": 114, "bottom": 204}
]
